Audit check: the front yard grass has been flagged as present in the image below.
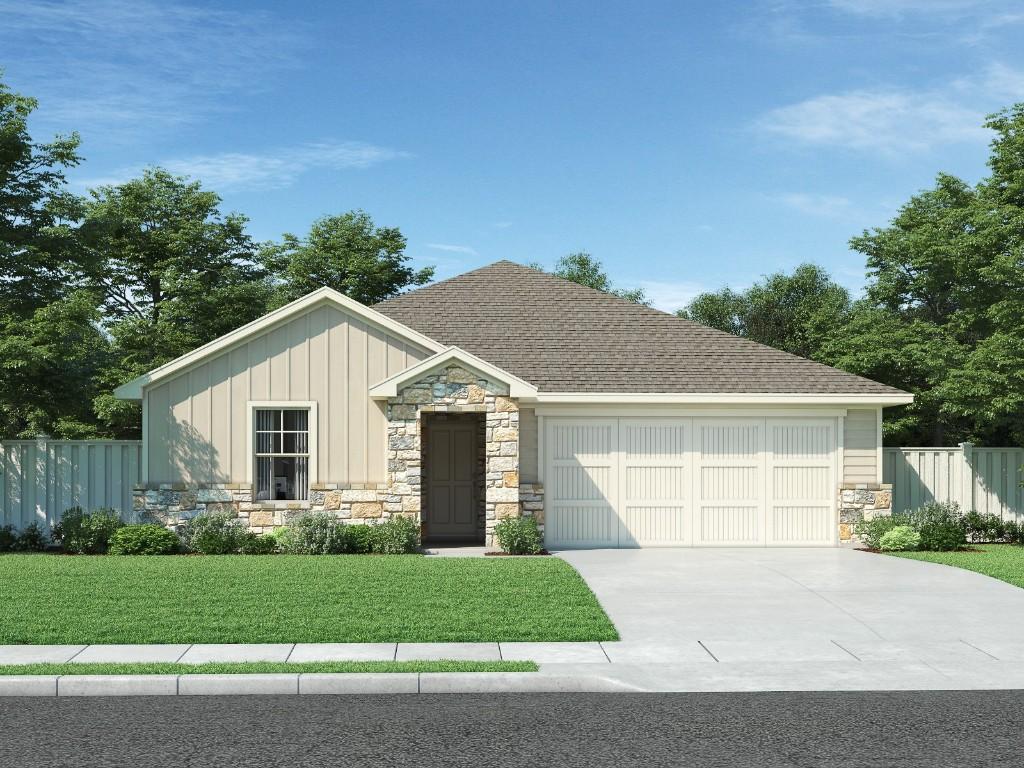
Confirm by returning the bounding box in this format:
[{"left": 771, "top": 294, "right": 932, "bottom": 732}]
[
  {"left": 891, "top": 544, "right": 1024, "bottom": 589},
  {"left": 0, "top": 660, "right": 537, "bottom": 675},
  {"left": 0, "top": 555, "right": 618, "bottom": 644}
]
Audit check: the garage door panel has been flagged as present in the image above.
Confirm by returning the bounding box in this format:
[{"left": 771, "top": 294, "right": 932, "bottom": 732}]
[
  {"left": 772, "top": 466, "right": 831, "bottom": 500},
  {"left": 620, "top": 506, "right": 688, "bottom": 546},
  {"left": 619, "top": 419, "right": 689, "bottom": 546},
  {"left": 626, "top": 466, "right": 686, "bottom": 500},
  {"left": 698, "top": 505, "right": 761, "bottom": 544},
  {"left": 766, "top": 419, "right": 836, "bottom": 546},
  {"left": 771, "top": 505, "right": 831, "bottom": 544},
  {"left": 548, "top": 504, "right": 617, "bottom": 547},
  {"left": 700, "top": 465, "right": 759, "bottom": 501},
  {"left": 699, "top": 423, "right": 761, "bottom": 458},
  {"left": 552, "top": 465, "right": 612, "bottom": 501}
]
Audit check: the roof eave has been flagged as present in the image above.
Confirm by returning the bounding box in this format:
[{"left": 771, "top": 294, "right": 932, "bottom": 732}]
[{"left": 529, "top": 392, "right": 914, "bottom": 406}]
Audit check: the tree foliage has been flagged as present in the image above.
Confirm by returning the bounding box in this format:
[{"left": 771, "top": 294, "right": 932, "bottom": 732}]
[
  {"left": 261, "top": 210, "right": 433, "bottom": 307},
  {"left": 536, "top": 251, "right": 647, "bottom": 304},
  {"left": 0, "top": 76, "right": 83, "bottom": 317},
  {"left": 683, "top": 105, "right": 1024, "bottom": 446}
]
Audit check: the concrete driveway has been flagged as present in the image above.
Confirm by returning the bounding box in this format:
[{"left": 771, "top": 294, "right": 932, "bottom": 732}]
[{"left": 558, "top": 547, "right": 1024, "bottom": 667}]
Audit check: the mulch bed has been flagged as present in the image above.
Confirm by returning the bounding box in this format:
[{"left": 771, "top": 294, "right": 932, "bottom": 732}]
[{"left": 485, "top": 550, "right": 552, "bottom": 556}]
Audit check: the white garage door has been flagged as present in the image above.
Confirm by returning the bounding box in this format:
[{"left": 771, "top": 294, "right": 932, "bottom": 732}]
[{"left": 544, "top": 416, "right": 836, "bottom": 548}]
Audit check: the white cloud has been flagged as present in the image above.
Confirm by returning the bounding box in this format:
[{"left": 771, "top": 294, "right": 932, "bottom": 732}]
[
  {"left": 826, "top": 0, "right": 994, "bottom": 15},
  {"left": 493, "top": 221, "right": 513, "bottom": 229},
  {"left": 0, "top": 0, "right": 301, "bottom": 136},
  {"left": 756, "top": 88, "right": 988, "bottom": 153},
  {"left": 636, "top": 280, "right": 705, "bottom": 314},
  {"left": 772, "top": 193, "right": 855, "bottom": 218},
  {"left": 79, "top": 141, "right": 407, "bottom": 191},
  {"left": 425, "top": 243, "right": 479, "bottom": 256}
]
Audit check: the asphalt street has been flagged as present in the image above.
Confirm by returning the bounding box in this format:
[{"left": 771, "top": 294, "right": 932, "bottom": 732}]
[{"left": 2, "top": 691, "right": 1022, "bottom": 767}]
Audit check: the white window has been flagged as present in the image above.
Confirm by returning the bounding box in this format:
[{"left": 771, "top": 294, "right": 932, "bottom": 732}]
[{"left": 254, "top": 408, "right": 310, "bottom": 501}]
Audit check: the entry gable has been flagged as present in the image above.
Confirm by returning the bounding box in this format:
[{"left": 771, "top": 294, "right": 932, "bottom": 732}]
[{"left": 369, "top": 346, "right": 539, "bottom": 400}]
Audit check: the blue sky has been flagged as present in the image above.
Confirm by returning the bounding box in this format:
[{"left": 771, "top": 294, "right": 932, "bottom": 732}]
[{"left": 3, "top": 0, "right": 1023, "bottom": 311}]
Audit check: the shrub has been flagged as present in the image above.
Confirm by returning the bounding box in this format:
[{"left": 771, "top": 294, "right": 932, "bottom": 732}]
[
  {"left": 0, "top": 525, "right": 16, "bottom": 553},
  {"left": 1006, "top": 519, "right": 1024, "bottom": 546},
  {"left": 239, "top": 532, "right": 278, "bottom": 555},
  {"left": 53, "top": 507, "right": 124, "bottom": 554},
  {"left": 854, "top": 513, "right": 912, "bottom": 550},
  {"left": 13, "top": 522, "right": 48, "bottom": 552},
  {"left": 108, "top": 524, "right": 180, "bottom": 555},
  {"left": 879, "top": 525, "right": 920, "bottom": 552},
  {"left": 964, "top": 511, "right": 1009, "bottom": 543},
  {"left": 347, "top": 524, "right": 374, "bottom": 554},
  {"left": 265, "top": 525, "right": 296, "bottom": 553},
  {"left": 909, "top": 501, "right": 966, "bottom": 551},
  {"left": 369, "top": 515, "right": 420, "bottom": 554},
  {"left": 184, "top": 513, "right": 246, "bottom": 555},
  {"left": 288, "top": 513, "right": 349, "bottom": 554},
  {"left": 493, "top": 516, "right": 544, "bottom": 555}
]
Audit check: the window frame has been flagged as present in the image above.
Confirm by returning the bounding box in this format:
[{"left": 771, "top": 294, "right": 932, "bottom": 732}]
[{"left": 246, "top": 401, "right": 318, "bottom": 500}]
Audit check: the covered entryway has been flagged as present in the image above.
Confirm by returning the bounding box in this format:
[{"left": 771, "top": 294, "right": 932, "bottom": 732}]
[
  {"left": 422, "top": 413, "right": 485, "bottom": 543},
  {"left": 544, "top": 416, "right": 837, "bottom": 548}
]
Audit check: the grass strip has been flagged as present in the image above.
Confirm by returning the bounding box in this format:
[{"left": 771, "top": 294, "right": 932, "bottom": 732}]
[{"left": 0, "top": 660, "right": 538, "bottom": 676}]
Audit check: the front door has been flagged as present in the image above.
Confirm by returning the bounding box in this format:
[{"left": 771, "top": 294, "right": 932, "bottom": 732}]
[{"left": 425, "top": 417, "right": 480, "bottom": 541}]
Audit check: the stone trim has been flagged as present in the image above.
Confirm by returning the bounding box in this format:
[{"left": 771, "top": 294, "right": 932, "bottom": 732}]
[{"left": 838, "top": 483, "right": 893, "bottom": 543}]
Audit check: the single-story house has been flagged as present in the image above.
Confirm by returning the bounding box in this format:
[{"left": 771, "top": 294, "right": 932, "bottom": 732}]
[{"left": 116, "top": 260, "right": 912, "bottom": 548}]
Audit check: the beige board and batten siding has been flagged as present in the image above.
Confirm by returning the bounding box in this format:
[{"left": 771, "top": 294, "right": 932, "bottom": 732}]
[
  {"left": 843, "top": 408, "right": 881, "bottom": 485},
  {"left": 144, "top": 304, "right": 432, "bottom": 485},
  {"left": 518, "top": 407, "right": 539, "bottom": 483}
]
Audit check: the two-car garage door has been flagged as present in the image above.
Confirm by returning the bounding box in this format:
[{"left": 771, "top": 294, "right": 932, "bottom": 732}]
[{"left": 544, "top": 417, "right": 836, "bottom": 548}]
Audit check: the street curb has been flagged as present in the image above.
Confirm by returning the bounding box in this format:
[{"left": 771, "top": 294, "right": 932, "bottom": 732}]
[{"left": 0, "top": 672, "right": 623, "bottom": 697}]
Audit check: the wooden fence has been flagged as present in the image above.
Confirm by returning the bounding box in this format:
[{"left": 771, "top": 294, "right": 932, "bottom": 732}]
[
  {"left": 0, "top": 439, "right": 142, "bottom": 529},
  {"left": 883, "top": 444, "right": 1024, "bottom": 518}
]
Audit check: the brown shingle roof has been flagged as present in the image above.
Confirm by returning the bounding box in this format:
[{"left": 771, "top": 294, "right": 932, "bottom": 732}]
[{"left": 374, "top": 261, "right": 907, "bottom": 395}]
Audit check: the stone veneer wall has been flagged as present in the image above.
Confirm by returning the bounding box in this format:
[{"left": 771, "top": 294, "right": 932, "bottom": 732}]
[
  {"left": 838, "top": 483, "right": 893, "bottom": 543},
  {"left": 133, "top": 364, "right": 544, "bottom": 545}
]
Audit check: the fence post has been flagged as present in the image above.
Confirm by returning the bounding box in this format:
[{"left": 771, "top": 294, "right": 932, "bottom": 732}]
[
  {"left": 34, "top": 435, "right": 49, "bottom": 526},
  {"left": 958, "top": 442, "right": 974, "bottom": 513}
]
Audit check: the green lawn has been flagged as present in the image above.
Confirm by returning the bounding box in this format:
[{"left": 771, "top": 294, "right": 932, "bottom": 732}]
[
  {"left": 0, "top": 554, "right": 617, "bottom": 644},
  {"left": 0, "top": 660, "right": 537, "bottom": 676},
  {"left": 891, "top": 544, "right": 1024, "bottom": 589}
]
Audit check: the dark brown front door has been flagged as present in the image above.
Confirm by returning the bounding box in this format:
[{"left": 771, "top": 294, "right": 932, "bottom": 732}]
[{"left": 425, "top": 418, "right": 479, "bottom": 541}]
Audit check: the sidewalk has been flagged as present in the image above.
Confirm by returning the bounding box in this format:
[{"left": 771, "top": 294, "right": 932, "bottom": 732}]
[{"left": 6, "top": 640, "right": 1024, "bottom": 695}]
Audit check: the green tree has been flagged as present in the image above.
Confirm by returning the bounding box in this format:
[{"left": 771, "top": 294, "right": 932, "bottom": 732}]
[
  {"left": 0, "top": 290, "right": 110, "bottom": 438},
  {"left": 845, "top": 105, "right": 1024, "bottom": 445},
  {"left": 262, "top": 210, "right": 433, "bottom": 306},
  {"left": 79, "top": 169, "right": 272, "bottom": 435},
  {"left": 536, "top": 252, "right": 647, "bottom": 304},
  {"left": 0, "top": 75, "right": 82, "bottom": 316},
  {"left": 680, "top": 264, "right": 851, "bottom": 360}
]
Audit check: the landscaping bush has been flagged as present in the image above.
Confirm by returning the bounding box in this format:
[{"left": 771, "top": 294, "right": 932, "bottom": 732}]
[
  {"left": 184, "top": 513, "right": 246, "bottom": 555},
  {"left": 0, "top": 525, "right": 16, "bottom": 553},
  {"left": 53, "top": 507, "right": 124, "bottom": 554},
  {"left": 347, "top": 524, "right": 373, "bottom": 554},
  {"left": 909, "top": 502, "right": 966, "bottom": 552},
  {"left": 369, "top": 515, "right": 420, "bottom": 554},
  {"left": 238, "top": 532, "right": 278, "bottom": 555},
  {"left": 963, "top": 511, "right": 1010, "bottom": 543},
  {"left": 493, "top": 516, "right": 544, "bottom": 555},
  {"left": 1006, "top": 520, "right": 1024, "bottom": 545},
  {"left": 265, "top": 525, "right": 296, "bottom": 553},
  {"left": 288, "top": 513, "right": 349, "bottom": 554},
  {"left": 854, "top": 512, "right": 912, "bottom": 550},
  {"left": 108, "top": 524, "right": 180, "bottom": 555},
  {"left": 879, "top": 525, "right": 920, "bottom": 552},
  {"left": 13, "top": 522, "right": 48, "bottom": 552}
]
